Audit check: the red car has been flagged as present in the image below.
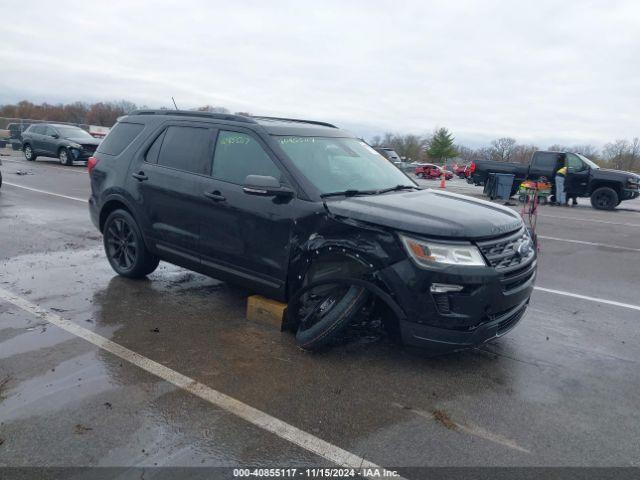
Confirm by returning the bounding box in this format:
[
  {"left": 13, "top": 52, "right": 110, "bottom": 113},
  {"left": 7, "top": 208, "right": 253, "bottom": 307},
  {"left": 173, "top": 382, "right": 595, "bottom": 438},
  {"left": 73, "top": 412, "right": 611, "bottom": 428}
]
[
  {"left": 453, "top": 163, "right": 469, "bottom": 178},
  {"left": 415, "top": 163, "right": 454, "bottom": 180}
]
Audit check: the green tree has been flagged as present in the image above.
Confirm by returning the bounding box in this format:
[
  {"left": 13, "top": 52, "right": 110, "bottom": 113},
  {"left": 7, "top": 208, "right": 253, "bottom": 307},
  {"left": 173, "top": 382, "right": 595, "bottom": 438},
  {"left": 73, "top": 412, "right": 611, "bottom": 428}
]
[{"left": 427, "top": 128, "right": 457, "bottom": 163}]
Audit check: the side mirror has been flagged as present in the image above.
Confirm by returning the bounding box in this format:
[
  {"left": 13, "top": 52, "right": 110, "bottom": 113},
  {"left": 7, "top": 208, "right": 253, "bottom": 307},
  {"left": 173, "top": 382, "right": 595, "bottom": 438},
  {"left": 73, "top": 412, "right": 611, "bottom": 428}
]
[
  {"left": 243, "top": 175, "right": 294, "bottom": 198},
  {"left": 51, "top": 134, "right": 59, "bottom": 139}
]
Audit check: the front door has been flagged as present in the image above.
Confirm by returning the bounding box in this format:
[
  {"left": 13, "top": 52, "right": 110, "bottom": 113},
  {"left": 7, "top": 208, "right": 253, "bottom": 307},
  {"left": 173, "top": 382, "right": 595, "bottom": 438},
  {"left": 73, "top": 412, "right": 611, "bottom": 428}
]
[
  {"left": 198, "top": 129, "right": 295, "bottom": 294},
  {"left": 565, "top": 153, "right": 590, "bottom": 197}
]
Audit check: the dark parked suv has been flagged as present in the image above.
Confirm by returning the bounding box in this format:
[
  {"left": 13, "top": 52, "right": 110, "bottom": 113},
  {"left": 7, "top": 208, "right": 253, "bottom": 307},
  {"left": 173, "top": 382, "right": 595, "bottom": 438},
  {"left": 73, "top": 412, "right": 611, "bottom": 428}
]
[
  {"left": 89, "top": 110, "right": 536, "bottom": 352},
  {"left": 22, "top": 123, "right": 101, "bottom": 165}
]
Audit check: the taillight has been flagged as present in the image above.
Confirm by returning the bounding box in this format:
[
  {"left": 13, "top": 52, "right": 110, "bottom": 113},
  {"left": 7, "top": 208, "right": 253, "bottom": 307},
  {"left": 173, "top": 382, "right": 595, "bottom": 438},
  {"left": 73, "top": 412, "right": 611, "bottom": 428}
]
[
  {"left": 87, "top": 156, "right": 99, "bottom": 175},
  {"left": 470, "top": 161, "right": 476, "bottom": 173}
]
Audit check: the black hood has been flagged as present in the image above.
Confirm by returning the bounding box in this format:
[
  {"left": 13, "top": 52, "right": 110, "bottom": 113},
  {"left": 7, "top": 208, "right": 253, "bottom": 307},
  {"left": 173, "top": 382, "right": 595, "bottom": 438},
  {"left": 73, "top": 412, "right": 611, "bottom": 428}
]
[
  {"left": 325, "top": 189, "right": 523, "bottom": 240},
  {"left": 593, "top": 168, "right": 638, "bottom": 181},
  {"left": 65, "top": 136, "right": 100, "bottom": 146}
]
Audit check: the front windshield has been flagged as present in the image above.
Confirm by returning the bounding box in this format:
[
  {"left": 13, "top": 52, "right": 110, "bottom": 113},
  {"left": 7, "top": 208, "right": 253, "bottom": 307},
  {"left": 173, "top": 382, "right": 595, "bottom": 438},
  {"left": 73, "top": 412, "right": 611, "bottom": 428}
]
[
  {"left": 276, "top": 136, "right": 416, "bottom": 195},
  {"left": 56, "top": 126, "right": 93, "bottom": 139},
  {"left": 577, "top": 153, "right": 600, "bottom": 169}
]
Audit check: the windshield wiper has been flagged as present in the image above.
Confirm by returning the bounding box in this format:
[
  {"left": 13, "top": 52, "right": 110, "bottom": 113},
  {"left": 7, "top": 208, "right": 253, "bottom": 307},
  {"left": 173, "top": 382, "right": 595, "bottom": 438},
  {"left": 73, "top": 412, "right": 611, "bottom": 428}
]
[
  {"left": 375, "top": 184, "right": 419, "bottom": 194},
  {"left": 320, "top": 189, "right": 378, "bottom": 198}
]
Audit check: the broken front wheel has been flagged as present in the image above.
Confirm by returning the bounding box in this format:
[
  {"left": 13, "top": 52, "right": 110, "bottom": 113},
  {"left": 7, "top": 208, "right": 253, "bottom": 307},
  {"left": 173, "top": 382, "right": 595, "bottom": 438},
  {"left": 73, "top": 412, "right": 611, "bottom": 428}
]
[{"left": 294, "top": 284, "right": 369, "bottom": 351}]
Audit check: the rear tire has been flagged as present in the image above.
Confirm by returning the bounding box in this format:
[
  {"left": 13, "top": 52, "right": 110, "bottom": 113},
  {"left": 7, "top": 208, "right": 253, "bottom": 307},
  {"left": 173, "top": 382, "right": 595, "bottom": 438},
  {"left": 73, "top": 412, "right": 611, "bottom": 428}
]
[
  {"left": 295, "top": 285, "right": 369, "bottom": 351},
  {"left": 59, "top": 148, "right": 73, "bottom": 166},
  {"left": 23, "top": 144, "right": 36, "bottom": 161},
  {"left": 103, "top": 209, "right": 159, "bottom": 278},
  {"left": 590, "top": 187, "right": 618, "bottom": 210}
]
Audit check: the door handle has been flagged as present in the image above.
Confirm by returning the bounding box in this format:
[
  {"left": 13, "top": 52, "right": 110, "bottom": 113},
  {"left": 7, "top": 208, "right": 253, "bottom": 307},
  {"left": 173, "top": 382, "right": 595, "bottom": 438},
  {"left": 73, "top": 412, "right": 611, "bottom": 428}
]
[
  {"left": 132, "top": 171, "right": 148, "bottom": 181},
  {"left": 204, "top": 191, "right": 226, "bottom": 202}
]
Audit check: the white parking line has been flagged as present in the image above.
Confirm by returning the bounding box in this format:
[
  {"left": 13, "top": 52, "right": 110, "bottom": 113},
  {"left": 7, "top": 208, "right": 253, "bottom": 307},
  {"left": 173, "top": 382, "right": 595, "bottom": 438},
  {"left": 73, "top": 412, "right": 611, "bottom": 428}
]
[
  {"left": 537, "top": 235, "right": 640, "bottom": 252},
  {"left": 534, "top": 287, "right": 640, "bottom": 312},
  {"left": 0, "top": 287, "right": 397, "bottom": 478},
  {"left": 538, "top": 214, "right": 640, "bottom": 228},
  {"left": 3, "top": 182, "right": 86, "bottom": 203}
]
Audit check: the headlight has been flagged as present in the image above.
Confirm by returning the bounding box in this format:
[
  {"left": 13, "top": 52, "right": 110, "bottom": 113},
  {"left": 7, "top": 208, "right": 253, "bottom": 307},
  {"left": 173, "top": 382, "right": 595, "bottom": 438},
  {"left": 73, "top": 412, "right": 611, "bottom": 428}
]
[
  {"left": 400, "top": 234, "right": 486, "bottom": 267},
  {"left": 68, "top": 143, "right": 81, "bottom": 149}
]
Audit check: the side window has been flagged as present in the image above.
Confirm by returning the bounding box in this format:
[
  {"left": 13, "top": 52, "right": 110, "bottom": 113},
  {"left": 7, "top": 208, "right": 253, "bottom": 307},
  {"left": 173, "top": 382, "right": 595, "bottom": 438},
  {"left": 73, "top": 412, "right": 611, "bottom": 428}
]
[
  {"left": 145, "top": 130, "right": 166, "bottom": 164},
  {"left": 532, "top": 152, "right": 558, "bottom": 170},
  {"left": 156, "top": 126, "right": 212, "bottom": 175},
  {"left": 212, "top": 131, "right": 281, "bottom": 185},
  {"left": 31, "top": 125, "right": 43, "bottom": 134},
  {"left": 97, "top": 122, "right": 145, "bottom": 156},
  {"left": 566, "top": 153, "right": 586, "bottom": 172},
  {"left": 45, "top": 126, "right": 57, "bottom": 137}
]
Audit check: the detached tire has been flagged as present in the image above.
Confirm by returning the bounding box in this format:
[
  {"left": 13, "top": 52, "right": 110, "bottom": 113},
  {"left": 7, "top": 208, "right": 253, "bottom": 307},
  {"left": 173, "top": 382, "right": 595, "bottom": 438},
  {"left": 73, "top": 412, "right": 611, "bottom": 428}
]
[
  {"left": 103, "top": 209, "right": 159, "bottom": 278},
  {"left": 590, "top": 187, "right": 618, "bottom": 210},
  {"left": 295, "top": 285, "right": 369, "bottom": 351}
]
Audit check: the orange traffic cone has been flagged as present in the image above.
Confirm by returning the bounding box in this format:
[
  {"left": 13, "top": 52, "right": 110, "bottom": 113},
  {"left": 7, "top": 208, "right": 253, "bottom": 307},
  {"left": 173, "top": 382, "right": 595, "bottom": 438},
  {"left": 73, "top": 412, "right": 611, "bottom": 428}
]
[{"left": 439, "top": 171, "right": 446, "bottom": 188}]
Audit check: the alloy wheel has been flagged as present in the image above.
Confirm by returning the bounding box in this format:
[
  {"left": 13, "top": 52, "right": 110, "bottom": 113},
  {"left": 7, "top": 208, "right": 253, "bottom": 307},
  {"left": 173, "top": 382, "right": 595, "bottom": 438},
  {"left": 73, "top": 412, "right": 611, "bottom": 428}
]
[{"left": 105, "top": 217, "right": 137, "bottom": 270}]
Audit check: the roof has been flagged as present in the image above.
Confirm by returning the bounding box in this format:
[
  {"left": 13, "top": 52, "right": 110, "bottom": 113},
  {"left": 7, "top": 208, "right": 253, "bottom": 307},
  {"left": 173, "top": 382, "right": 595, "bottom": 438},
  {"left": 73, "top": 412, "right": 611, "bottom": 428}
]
[
  {"left": 125, "top": 110, "right": 353, "bottom": 138},
  {"left": 254, "top": 117, "right": 352, "bottom": 137}
]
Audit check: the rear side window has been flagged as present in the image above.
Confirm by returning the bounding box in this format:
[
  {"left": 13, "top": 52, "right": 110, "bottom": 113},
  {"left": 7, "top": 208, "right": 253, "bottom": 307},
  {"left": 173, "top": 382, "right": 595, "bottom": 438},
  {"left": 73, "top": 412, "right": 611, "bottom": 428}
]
[
  {"left": 532, "top": 152, "right": 559, "bottom": 170},
  {"left": 97, "top": 122, "right": 144, "bottom": 156},
  {"left": 156, "top": 126, "right": 212, "bottom": 175},
  {"left": 212, "top": 131, "right": 281, "bottom": 184},
  {"left": 145, "top": 130, "right": 166, "bottom": 164},
  {"left": 30, "top": 125, "right": 44, "bottom": 134}
]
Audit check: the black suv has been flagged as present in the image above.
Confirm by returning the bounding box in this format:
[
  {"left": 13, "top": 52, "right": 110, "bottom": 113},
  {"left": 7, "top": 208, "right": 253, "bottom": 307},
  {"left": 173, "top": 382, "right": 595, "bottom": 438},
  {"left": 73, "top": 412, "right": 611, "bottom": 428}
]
[
  {"left": 89, "top": 110, "right": 536, "bottom": 352},
  {"left": 22, "top": 123, "right": 101, "bottom": 165}
]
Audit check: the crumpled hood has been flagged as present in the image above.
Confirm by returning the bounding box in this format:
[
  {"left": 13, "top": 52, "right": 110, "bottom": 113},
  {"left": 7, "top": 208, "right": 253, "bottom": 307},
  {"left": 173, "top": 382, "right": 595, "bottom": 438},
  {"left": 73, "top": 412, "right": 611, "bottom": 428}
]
[
  {"left": 65, "top": 136, "right": 101, "bottom": 146},
  {"left": 325, "top": 189, "right": 523, "bottom": 240}
]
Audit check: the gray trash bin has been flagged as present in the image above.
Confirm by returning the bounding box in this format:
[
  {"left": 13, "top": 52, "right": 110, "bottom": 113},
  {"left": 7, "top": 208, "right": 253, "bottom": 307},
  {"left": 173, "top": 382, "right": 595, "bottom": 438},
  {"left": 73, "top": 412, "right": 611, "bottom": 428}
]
[{"left": 494, "top": 173, "right": 515, "bottom": 200}]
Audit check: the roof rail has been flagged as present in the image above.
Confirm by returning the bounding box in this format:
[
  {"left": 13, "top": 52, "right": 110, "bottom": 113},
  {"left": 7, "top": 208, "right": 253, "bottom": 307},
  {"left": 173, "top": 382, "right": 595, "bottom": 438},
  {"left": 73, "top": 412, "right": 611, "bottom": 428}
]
[
  {"left": 128, "top": 109, "right": 257, "bottom": 124},
  {"left": 251, "top": 116, "right": 338, "bottom": 129}
]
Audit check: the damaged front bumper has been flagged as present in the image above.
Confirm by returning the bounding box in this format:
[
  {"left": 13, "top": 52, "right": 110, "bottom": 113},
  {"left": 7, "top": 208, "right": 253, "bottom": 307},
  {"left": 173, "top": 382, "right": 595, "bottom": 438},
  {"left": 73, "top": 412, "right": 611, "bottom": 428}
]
[{"left": 379, "top": 253, "right": 536, "bottom": 352}]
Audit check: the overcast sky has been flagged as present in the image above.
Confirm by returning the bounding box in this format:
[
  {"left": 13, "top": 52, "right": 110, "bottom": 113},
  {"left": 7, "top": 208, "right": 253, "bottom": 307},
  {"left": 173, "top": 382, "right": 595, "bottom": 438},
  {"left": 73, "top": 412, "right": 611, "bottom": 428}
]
[{"left": 1, "top": 0, "right": 638, "bottom": 147}]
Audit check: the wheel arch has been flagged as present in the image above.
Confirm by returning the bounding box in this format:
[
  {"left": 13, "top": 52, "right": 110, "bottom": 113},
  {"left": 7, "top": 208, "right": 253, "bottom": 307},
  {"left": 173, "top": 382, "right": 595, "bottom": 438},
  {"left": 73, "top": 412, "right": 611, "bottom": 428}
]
[
  {"left": 589, "top": 181, "right": 621, "bottom": 196},
  {"left": 284, "top": 245, "right": 407, "bottom": 331},
  {"left": 99, "top": 195, "right": 137, "bottom": 232}
]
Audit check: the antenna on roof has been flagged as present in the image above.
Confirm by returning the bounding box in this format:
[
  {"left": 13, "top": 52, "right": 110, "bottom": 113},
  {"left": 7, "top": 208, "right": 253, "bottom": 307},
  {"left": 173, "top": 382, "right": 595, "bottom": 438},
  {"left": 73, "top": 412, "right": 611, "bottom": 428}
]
[{"left": 171, "top": 97, "right": 179, "bottom": 110}]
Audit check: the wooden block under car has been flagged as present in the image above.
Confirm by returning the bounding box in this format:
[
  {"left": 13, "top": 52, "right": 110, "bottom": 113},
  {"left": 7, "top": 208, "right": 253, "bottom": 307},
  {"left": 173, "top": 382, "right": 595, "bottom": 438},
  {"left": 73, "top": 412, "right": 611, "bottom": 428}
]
[{"left": 246, "top": 295, "right": 287, "bottom": 328}]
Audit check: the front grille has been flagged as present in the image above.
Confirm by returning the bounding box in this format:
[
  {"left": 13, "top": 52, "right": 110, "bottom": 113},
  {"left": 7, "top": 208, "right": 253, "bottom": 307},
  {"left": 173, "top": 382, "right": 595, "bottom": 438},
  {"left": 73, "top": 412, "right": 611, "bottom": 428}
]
[
  {"left": 476, "top": 228, "right": 534, "bottom": 272},
  {"left": 81, "top": 144, "right": 97, "bottom": 154}
]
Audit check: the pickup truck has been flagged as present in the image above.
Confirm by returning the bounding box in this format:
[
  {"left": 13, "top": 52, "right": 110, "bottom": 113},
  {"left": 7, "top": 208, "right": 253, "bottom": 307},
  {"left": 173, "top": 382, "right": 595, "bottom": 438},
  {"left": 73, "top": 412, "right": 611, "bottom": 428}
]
[{"left": 468, "top": 151, "right": 640, "bottom": 210}]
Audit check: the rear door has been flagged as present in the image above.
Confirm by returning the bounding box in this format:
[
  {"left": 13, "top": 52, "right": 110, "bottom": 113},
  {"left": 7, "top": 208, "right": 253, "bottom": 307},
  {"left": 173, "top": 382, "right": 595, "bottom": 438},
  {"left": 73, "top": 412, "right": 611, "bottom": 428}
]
[
  {"left": 42, "top": 126, "right": 59, "bottom": 155},
  {"left": 198, "top": 128, "right": 295, "bottom": 294},
  {"left": 133, "top": 122, "right": 215, "bottom": 263},
  {"left": 28, "top": 125, "right": 45, "bottom": 152}
]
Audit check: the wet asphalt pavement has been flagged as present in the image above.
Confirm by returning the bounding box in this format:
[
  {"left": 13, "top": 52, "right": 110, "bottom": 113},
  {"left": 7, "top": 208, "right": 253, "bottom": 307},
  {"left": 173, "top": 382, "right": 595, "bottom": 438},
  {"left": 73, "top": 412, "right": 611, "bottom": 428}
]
[{"left": 1, "top": 149, "right": 640, "bottom": 470}]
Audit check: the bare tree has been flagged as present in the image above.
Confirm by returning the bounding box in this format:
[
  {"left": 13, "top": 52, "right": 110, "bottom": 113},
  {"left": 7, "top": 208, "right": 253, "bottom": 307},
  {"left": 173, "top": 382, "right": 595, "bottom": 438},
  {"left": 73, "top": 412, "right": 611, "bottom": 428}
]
[{"left": 490, "top": 137, "right": 517, "bottom": 162}]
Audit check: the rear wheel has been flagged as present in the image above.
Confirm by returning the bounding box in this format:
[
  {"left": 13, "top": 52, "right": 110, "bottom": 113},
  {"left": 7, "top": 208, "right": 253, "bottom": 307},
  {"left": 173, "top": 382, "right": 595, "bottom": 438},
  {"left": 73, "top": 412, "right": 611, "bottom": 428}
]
[
  {"left": 58, "top": 148, "right": 73, "bottom": 166},
  {"left": 23, "top": 144, "right": 36, "bottom": 161},
  {"left": 590, "top": 187, "right": 618, "bottom": 210},
  {"left": 103, "top": 209, "right": 159, "bottom": 278}
]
